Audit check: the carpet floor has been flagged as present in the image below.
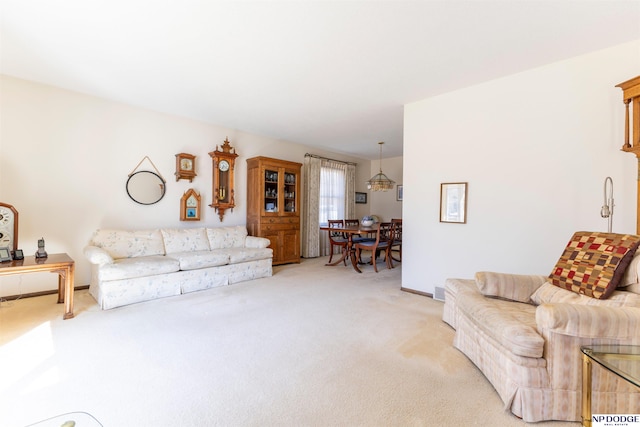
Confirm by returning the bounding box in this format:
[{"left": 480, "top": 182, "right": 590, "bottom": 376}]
[{"left": 0, "top": 257, "right": 579, "bottom": 427}]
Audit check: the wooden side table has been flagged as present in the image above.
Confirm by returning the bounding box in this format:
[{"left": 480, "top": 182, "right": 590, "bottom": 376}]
[{"left": 0, "top": 253, "right": 76, "bottom": 319}]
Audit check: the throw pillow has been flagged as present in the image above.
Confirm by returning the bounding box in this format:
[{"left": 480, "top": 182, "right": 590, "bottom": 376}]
[{"left": 548, "top": 231, "right": 640, "bottom": 299}]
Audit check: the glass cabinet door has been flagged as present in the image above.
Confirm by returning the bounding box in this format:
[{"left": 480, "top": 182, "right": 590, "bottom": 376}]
[
  {"left": 264, "top": 168, "right": 278, "bottom": 212},
  {"left": 284, "top": 171, "right": 296, "bottom": 212}
]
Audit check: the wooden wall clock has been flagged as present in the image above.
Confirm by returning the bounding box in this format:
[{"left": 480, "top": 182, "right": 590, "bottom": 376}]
[
  {"left": 0, "top": 202, "right": 18, "bottom": 252},
  {"left": 209, "top": 137, "right": 238, "bottom": 221},
  {"left": 180, "top": 188, "right": 201, "bottom": 221},
  {"left": 175, "top": 153, "right": 197, "bottom": 182}
]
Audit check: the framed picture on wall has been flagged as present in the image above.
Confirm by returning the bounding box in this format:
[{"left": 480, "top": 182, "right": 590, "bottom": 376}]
[
  {"left": 355, "top": 192, "right": 367, "bottom": 204},
  {"left": 440, "top": 182, "right": 467, "bottom": 224},
  {"left": 396, "top": 185, "right": 403, "bottom": 201}
]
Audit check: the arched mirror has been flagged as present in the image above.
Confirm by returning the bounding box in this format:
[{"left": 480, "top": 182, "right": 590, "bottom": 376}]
[{"left": 126, "top": 171, "right": 166, "bottom": 205}]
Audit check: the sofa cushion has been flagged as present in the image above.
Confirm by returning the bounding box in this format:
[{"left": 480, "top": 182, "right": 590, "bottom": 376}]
[
  {"left": 620, "top": 252, "right": 640, "bottom": 288},
  {"left": 626, "top": 283, "right": 640, "bottom": 294},
  {"left": 90, "top": 229, "right": 165, "bottom": 259},
  {"left": 548, "top": 231, "right": 640, "bottom": 299},
  {"left": 456, "top": 290, "right": 544, "bottom": 358},
  {"left": 475, "top": 271, "right": 547, "bottom": 303},
  {"left": 167, "top": 250, "right": 230, "bottom": 271},
  {"left": 226, "top": 247, "right": 273, "bottom": 264},
  {"left": 161, "top": 228, "right": 210, "bottom": 254},
  {"left": 531, "top": 281, "right": 640, "bottom": 308},
  {"left": 207, "top": 226, "right": 247, "bottom": 249},
  {"left": 98, "top": 256, "right": 180, "bottom": 281}
]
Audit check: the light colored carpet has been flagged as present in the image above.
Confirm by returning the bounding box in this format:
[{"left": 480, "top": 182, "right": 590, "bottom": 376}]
[{"left": 0, "top": 257, "right": 578, "bottom": 427}]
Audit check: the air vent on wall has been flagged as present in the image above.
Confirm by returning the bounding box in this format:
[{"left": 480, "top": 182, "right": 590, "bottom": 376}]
[{"left": 433, "top": 286, "right": 445, "bottom": 302}]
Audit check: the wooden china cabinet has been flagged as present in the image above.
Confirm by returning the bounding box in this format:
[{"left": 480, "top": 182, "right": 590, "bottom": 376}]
[
  {"left": 617, "top": 75, "right": 640, "bottom": 233},
  {"left": 246, "top": 156, "right": 302, "bottom": 265}
]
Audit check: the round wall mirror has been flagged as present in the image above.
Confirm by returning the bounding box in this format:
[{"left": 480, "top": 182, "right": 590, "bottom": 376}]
[{"left": 126, "top": 171, "right": 166, "bottom": 205}]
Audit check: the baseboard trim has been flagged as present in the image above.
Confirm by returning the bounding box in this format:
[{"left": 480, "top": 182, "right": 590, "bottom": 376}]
[
  {"left": 400, "top": 287, "right": 433, "bottom": 299},
  {"left": 1, "top": 285, "right": 89, "bottom": 301}
]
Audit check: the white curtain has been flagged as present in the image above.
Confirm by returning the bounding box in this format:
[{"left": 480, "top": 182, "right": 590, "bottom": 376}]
[
  {"left": 319, "top": 161, "right": 347, "bottom": 224},
  {"left": 302, "top": 156, "right": 356, "bottom": 258}
]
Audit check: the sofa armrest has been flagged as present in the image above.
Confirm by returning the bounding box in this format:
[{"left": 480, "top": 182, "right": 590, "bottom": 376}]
[
  {"left": 475, "top": 271, "right": 547, "bottom": 303},
  {"left": 536, "top": 303, "right": 640, "bottom": 339},
  {"left": 245, "top": 236, "right": 271, "bottom": 249},
  {"left": 83, "top": 245, "right": 114, "bottom": 265}
]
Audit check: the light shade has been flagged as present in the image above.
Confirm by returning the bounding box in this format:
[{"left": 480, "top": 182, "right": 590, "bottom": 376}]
[
  {"left": 367, "top": 172, "right": 395, "bottom": 191},
  {"left": 366, "top": 141, "right": 395, "bottom": 191}
]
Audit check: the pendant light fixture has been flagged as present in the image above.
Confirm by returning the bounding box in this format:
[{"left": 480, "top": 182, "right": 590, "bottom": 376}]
[{"left": 366, "top": 141, "right": 396, "bottom": 191}]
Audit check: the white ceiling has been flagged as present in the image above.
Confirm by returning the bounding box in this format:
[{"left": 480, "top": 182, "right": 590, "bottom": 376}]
[{"left": 1, "top": 1, "right": 639, "bottom": 159}]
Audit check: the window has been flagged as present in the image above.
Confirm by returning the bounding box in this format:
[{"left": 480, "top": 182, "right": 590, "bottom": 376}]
[{"left": 319, "top": 161, "right": 346, "bottom": 225}]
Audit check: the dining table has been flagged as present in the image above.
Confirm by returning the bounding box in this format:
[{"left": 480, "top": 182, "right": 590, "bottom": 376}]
[{"left": 319, "top": 224, "right": 376, "bottom": 273}]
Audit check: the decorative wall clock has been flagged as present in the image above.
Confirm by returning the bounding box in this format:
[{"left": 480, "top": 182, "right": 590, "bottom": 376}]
[
  {"left": 180, "top": 188, "right": 201, "bottom": 221},
  {"left": 175, "top": 153, "right": 197, "bottom": 182},
  {"left": 0, "top": 202, "right": 18, "bottom": 252},
  {"left": 209, "top": 137, "right": 238, "bottom": 221}
]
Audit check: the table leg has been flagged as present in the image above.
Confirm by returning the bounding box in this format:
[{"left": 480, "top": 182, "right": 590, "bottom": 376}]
[
  {"left": 52, "top": 265, "right": 75, "bottom": 319},
  {"left": 325, "top": 247, "right": 349, "bottom": 266},
  {"left": 582, "top": 354, "right": 592, "bottom": 427},
  {"left": 57, "top": 274, "right": 64, "bottom": 303},
  {"left": 348, "top": 235, "right": 363, "bottom": 273},
  {"left": 64, "top": 265, "right": 75, "bottom": 319}
]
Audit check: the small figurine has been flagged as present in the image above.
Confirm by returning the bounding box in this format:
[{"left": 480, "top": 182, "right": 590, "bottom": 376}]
[{"left": 35, "top": 237, "right": 48, "bottom": 258}]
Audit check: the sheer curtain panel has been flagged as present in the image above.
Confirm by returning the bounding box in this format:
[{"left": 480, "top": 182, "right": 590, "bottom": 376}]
[{"left": 319, "top": 162, "right": 346, "bottom": 224}]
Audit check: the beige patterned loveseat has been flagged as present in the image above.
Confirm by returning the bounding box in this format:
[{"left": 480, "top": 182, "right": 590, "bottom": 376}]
[
  {"left": 443, "top": 231, "right": 640, "bottom": 422},
  {"left": 84, "top": 226, "right": 272, "bottom": 309}
]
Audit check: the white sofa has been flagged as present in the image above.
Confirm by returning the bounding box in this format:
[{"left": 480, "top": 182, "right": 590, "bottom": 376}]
[
  {"left": 443, "top": 231, "right": 640, "bottom": 422},
  {"left": 84, "top": 226, "right": 273, "bottom": 309}
]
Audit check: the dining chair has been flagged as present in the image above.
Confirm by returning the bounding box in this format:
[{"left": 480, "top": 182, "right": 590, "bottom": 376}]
[
  {"left": 390, "top": 218, "right": 402, "bottom": 262},
  {"left": 327, "top": 219, "right": 348, "bottom": 265},
  {"left": 344, "top": 218, "right": 370, "bottom": 243},
  {"left": 344, "top": 219, "right": 359, "bottom": 227},
  {"left": 354, "top": 222, "right": 394, "bottom": 272}
]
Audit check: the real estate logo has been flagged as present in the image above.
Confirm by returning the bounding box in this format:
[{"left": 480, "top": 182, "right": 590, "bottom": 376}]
[{"left": 592, "top": 414, "right": 640, "bottom": 427}]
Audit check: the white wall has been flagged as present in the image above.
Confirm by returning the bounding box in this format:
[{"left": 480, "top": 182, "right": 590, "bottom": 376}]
[
  {"left": 0, "top": 75, "right": 371, "bottom": 296},
  {"left": 402, "top": 40, "right": 640, "bottom": 295}
]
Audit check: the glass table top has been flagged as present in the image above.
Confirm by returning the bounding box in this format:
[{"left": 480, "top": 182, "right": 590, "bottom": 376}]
[
  {"left": 25, "top": 412, "right": 102, "bottom": 427},
  {"left": 581, "top": 345, "right": 640, "bottom": 389}
]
